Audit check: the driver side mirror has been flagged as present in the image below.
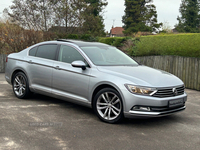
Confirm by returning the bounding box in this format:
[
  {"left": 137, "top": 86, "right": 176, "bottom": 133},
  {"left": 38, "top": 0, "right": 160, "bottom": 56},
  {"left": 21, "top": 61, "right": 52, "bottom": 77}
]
[{"left": 71, "top": 60, "right": 87, "bottom": 70}]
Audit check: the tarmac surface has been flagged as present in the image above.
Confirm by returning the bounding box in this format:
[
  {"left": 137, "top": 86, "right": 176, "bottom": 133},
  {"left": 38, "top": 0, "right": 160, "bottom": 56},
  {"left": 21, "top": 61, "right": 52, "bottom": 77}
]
[{"left": 0, "top": 73, "right": 200, "bottom": 150}]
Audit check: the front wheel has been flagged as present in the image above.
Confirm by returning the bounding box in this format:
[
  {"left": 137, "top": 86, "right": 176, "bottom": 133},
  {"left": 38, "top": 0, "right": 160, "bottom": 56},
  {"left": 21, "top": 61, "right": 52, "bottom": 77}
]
[
  {"left": 12, "top": 72, "right": 31, "bottom": 99},
  {"left": 93, "top": 88, "right": 124, "bottom": 123}
]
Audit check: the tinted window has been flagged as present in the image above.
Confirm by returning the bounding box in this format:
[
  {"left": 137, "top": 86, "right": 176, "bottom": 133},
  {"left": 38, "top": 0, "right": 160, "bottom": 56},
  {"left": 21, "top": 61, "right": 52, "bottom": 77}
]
[
  {"left": 29, "top": 46, "right": 38, "bottom": 56},
  {"left": 36, "top": 45, "right": 57, "bottom": 60},
  {"left": 58, "top": 45, "right": 85, "bottom": 64}
]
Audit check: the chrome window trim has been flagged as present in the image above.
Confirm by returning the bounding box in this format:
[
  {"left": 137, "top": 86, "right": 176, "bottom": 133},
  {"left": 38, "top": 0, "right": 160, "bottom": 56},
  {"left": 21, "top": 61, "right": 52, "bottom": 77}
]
[{"left": 27, "top": 41, "right": 93, "bottom": 68}]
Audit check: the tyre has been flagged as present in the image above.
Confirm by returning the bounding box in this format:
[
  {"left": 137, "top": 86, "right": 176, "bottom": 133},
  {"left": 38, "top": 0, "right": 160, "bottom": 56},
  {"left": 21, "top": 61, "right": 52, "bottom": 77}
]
[
  {"left": 12, "top": 72, "right": 31, "bottom": 99},
  {"left": 93, "top": 88, "right": 124, "bottom": 123}
]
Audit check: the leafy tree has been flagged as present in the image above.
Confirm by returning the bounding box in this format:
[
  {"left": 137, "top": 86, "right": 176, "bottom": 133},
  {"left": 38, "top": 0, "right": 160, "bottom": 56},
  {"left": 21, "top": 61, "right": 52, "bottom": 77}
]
[
  {"left": 6, "top": 0, "right": 53, "bottom": 31},
  {"left": 5, "top": 0, "right": 107, "bottom": 36},
  {"left": 161, "top": 21, "right": 172, "bottom": 33},
  {"left": 122, "top": 0, "right": 162, "bottom": 35},
  {"left": 50, "top": 0, "right": 85, "bottom": 33},
  {"left": 176, "top": 0, "right": 200, "bottom": 33}
]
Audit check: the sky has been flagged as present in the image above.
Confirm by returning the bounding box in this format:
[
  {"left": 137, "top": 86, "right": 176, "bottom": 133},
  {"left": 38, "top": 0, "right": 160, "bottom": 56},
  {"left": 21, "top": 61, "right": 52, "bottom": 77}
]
[{"left": 0, "top": 0, "right": 182, "bottom": 32}]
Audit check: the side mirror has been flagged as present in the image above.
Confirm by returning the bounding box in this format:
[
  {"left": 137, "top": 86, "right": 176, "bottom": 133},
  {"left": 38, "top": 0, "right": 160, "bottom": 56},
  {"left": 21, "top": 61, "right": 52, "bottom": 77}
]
[{"left": 71, "top": 60, "right": 86, "bottom": 70}]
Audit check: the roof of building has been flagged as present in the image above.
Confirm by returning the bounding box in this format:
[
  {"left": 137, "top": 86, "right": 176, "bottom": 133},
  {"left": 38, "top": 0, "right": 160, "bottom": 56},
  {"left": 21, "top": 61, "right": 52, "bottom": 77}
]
[{"left": 110, "top": 27, "right": 124, "bottom": 35}]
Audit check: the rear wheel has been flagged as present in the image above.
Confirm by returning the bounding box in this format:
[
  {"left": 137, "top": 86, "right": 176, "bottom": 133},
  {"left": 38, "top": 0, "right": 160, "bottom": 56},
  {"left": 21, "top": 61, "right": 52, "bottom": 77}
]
[
  {"left": 93, "top": 88, "right": 124, "bottom": 123},
  {"left": 12, "top": 72, "right": 31, "bottom": 99}
]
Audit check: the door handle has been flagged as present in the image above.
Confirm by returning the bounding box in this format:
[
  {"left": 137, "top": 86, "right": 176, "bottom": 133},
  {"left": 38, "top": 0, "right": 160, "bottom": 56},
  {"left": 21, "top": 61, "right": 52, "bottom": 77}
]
[
  {"left": 28, "top": 60, "right": 33, "bottom": 64},
  {"left": 55, "top": 66, "right": 60, "bottom": 70}
]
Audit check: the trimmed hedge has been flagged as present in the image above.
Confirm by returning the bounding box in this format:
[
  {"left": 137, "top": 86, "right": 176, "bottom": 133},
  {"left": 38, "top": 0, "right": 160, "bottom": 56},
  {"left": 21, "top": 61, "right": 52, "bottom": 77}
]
[
  {"left": 130, "top": 33, "right": 200, "bottom": 58},
  {"left": 97, "top": 34, "right": 200, "bottom": 58}
]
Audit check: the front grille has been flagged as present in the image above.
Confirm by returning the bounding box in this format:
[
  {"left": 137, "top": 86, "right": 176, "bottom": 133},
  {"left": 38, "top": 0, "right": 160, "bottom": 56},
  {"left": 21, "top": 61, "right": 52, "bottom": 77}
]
[{"left": 152, "top": 86, "right": 185, "bottom": 98}]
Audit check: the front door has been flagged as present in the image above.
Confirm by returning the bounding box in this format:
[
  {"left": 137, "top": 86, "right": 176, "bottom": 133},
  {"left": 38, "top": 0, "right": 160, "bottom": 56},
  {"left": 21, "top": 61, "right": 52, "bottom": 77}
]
[{"left": 52, "top": 44, "right": 91, "bottom": 103}]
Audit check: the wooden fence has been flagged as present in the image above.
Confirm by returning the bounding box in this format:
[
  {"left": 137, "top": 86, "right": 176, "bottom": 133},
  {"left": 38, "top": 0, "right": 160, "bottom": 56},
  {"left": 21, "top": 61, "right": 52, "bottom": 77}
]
[
  {"left": 0, "top": 54, "right": 7, "bottom": 73},
  {"left": 0, "top": 54, "right": 200, "bottom": 90},
  {"left": 133, "top": 56, "right": 200, "bottom": 91}
]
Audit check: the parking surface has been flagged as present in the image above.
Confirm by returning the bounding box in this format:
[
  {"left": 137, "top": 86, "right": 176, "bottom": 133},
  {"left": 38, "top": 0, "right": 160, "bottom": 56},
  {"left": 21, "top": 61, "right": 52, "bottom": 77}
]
[{"left": 0, "top": 73, "right": 200, "bottom": 150}]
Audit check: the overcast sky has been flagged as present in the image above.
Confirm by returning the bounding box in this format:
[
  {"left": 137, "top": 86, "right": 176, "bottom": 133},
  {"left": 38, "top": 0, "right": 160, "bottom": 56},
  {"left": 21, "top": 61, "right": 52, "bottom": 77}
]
[{"left": 0, "top": 0, "right": 182, "bottom": 32}]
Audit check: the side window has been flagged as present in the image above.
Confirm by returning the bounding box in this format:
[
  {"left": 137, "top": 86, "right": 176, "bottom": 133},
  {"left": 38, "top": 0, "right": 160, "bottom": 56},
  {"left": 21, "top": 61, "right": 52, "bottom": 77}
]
[
  {"left": 36, "top": 44, "right": 57, "bottom": 60},
  {"left": 29, "top": 46, "right": 38, "bottom": 56},
  {"left": 58, "top": 45, "right": 85, "bottom": 64}
]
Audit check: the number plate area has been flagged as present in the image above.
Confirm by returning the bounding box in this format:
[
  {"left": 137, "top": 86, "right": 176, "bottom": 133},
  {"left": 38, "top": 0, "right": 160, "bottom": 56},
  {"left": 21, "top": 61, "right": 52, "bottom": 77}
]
[{"left": 169, "top": 99, "right": 184, "bottom": 108}]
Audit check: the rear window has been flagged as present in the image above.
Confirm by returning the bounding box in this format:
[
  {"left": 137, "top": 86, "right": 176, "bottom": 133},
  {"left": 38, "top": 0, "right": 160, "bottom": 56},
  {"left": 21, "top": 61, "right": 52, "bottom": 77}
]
[{"left": 36, "top": 44, "right": 57, "bottom": 60}]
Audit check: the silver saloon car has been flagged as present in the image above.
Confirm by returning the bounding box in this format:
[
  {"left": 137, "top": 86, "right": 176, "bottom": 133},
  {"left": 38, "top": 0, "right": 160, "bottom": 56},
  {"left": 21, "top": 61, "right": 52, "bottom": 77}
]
[{"left": 5, "top": 39, "right": 187, "bottom": 123}]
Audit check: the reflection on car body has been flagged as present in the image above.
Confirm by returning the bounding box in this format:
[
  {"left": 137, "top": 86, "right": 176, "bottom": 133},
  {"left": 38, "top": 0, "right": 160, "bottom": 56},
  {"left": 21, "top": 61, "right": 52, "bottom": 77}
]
[{"left": 5, "top": 39, "right": 187, "bottom": 123}]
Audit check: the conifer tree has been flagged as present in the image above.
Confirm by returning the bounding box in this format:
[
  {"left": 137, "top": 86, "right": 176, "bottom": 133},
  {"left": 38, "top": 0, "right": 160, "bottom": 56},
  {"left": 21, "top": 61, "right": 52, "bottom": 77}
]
[
  {"left": 122, "top": 0, "right": 162, "bottom": 35},
  {"left": 176, "top": 0, "right": 200, "bottom": 32}
]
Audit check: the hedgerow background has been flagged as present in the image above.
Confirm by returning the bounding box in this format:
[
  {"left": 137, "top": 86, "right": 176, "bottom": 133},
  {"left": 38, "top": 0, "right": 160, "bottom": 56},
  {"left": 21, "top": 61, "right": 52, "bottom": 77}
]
[{"left": 1, "top": 21, "right": 200, "bottom": 58}]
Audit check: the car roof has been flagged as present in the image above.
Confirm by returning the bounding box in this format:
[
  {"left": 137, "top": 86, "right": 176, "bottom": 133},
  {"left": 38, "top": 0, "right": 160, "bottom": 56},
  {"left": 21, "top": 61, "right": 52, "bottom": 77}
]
[{"left": 57, "top": 39, "right": 109, "bottom": 47}]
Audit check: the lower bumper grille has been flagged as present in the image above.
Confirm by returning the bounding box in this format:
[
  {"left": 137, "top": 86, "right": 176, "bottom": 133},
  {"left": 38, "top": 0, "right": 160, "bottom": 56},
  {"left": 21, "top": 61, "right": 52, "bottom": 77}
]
[
  {"left": 151, "top": 104, "right": 185, "bottom": 112},
  {"left": 127, "top": 106, "right": 186, "bottom": 117}
]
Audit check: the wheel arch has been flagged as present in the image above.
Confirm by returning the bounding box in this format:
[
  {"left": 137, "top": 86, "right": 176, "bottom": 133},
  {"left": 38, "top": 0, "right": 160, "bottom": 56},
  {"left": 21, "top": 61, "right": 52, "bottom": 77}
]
[
  {"left": 91, "top": 83, "right": 125, "bottom": 109},
  {"left": 11, "top": 69, "right": 29, "bottom": 85}
]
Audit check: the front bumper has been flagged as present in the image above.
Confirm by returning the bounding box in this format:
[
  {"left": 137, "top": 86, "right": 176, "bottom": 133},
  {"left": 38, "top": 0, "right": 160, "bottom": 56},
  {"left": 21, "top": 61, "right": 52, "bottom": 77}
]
[
  {"left": 121, "top": 89, "right": 187, "bottom": 118},
  {"left": 124, "top": 105, "right": 186, "bottom": 118}
]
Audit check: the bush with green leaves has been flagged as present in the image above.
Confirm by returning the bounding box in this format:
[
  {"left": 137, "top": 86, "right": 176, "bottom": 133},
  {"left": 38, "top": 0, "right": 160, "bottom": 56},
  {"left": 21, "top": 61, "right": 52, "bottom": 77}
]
[
  {"left": 127, "top": 33, "right": 200, "bottom": 58},
  {"left": 98, "top": 37, "right": 128, "bottom": 47}
]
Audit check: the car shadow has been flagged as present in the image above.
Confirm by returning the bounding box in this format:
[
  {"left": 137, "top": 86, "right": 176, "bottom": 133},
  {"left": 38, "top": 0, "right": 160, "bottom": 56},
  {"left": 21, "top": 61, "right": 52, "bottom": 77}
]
[
  {"left": 26, "top": 93, "right": 186, "bottom": 126},
  {"left": 27, "top": 93, "right": 95, "bottom": 113},
  {"left": 122, "top": 115, "right": 182, "bottom": 125}
]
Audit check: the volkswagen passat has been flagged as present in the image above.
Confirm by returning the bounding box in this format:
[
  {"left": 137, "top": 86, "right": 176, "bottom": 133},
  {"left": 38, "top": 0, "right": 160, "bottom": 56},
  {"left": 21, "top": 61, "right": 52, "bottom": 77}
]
[{"left": 5, "top": 39, "right": 187, "bottom": 123}]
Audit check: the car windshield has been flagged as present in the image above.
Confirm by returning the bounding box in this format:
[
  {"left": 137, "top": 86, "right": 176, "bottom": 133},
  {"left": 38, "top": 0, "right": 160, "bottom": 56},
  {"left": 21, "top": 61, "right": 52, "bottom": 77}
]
[{"left": 80, "top": 46, "right": 138, "bottom": 66}]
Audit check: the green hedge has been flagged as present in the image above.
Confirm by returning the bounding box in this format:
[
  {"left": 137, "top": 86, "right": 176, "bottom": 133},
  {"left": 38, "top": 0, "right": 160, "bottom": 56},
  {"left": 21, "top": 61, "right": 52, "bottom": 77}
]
[
  {"left": 56, "top": 33, "right": 97, "bottom": 41},
  {"left": 130, "top": 33, "right": 200, "bottom": 57},
  {"left": 55, "top": 33, "right": 200, "bottom": 58},
  {"left": 98, "top": 37, "right": 128, "bottom": 47}
]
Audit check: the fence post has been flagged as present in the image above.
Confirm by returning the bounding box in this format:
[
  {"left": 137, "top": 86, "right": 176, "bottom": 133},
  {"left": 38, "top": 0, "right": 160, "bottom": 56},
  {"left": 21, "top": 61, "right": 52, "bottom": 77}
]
[{"left": 0, "top": 54, "right": 7, "bottom": 73}]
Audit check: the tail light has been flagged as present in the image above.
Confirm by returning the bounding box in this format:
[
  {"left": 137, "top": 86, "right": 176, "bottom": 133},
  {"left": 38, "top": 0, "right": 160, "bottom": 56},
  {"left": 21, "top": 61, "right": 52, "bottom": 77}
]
[{"left": 6, "top": 57, "right": 8, "bottom": 63}]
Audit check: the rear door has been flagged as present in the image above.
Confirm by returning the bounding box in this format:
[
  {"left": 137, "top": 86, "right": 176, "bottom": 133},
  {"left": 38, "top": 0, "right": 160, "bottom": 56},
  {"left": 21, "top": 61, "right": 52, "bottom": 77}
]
[
  {"left": 52, "top": 44, "right": 91, "bottom": 103},
  {"left": 27, "top": 44, "right": 58, "bottom": 95}
]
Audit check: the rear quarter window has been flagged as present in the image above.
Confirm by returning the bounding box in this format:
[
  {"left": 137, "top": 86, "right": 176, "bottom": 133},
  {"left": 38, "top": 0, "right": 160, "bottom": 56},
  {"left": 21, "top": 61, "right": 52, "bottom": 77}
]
[
  {"left": 36, "top": 44, "right": 58, "bottom": 60},
  {"left": 29, "top": 46, "right": 38, "bottom": 56}
]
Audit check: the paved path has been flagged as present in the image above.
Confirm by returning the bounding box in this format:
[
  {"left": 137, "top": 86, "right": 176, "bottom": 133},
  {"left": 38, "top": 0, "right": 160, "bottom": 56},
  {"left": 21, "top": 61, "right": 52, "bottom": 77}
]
[{"left": 0, "top": 73, "right": 200, "bottom": 150}]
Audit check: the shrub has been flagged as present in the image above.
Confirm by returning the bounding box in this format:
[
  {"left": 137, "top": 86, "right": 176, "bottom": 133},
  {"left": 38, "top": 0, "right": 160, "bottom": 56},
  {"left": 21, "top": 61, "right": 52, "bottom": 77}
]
[
  {"left": 56, "top": 33, "right": 68, "bottom": 39},
  {"left": 80, "top": 34, "right": 91, "bottom": 41},
  {"left": 98, "top": 37, "right": 127, "bottom": 47},
  {"left": 98, "top": 37, "right": 115, "bottom": 45},
  {"left": 0, "top": 21, "right": 57, "bottom": 54},
  {"left": 67, "top": 34, "right": 78, "bottom": 39},
  {"left": 127, "top": 33, "right": 200, "bottom": 58}
]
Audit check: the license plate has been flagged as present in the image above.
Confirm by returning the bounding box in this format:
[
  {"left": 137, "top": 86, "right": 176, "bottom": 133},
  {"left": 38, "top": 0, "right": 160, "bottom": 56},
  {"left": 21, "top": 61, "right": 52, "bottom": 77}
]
[{"left": 169, "top": 99, "right": 184, "bottom": 107}]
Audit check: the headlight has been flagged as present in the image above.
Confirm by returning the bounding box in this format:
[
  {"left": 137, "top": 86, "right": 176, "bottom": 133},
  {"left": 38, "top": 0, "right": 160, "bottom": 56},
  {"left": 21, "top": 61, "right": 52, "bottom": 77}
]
[{"left": 125, "top": 84, "right": 157, "bottom": 96}]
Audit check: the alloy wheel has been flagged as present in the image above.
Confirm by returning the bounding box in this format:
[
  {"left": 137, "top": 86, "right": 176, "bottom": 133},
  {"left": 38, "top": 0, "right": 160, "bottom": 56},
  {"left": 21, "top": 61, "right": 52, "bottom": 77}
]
[
  {"left": 13, "top": 74, "right": 26, "bottom": 97},
  {"left": 96, "top": 92, "right": 122, "bottom": 121}
]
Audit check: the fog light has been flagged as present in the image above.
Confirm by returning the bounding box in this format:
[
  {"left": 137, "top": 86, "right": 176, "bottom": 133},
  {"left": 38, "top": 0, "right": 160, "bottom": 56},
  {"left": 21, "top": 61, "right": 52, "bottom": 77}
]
[{"left": 132, "top": 106, "right": 151, "bottom": 111}]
